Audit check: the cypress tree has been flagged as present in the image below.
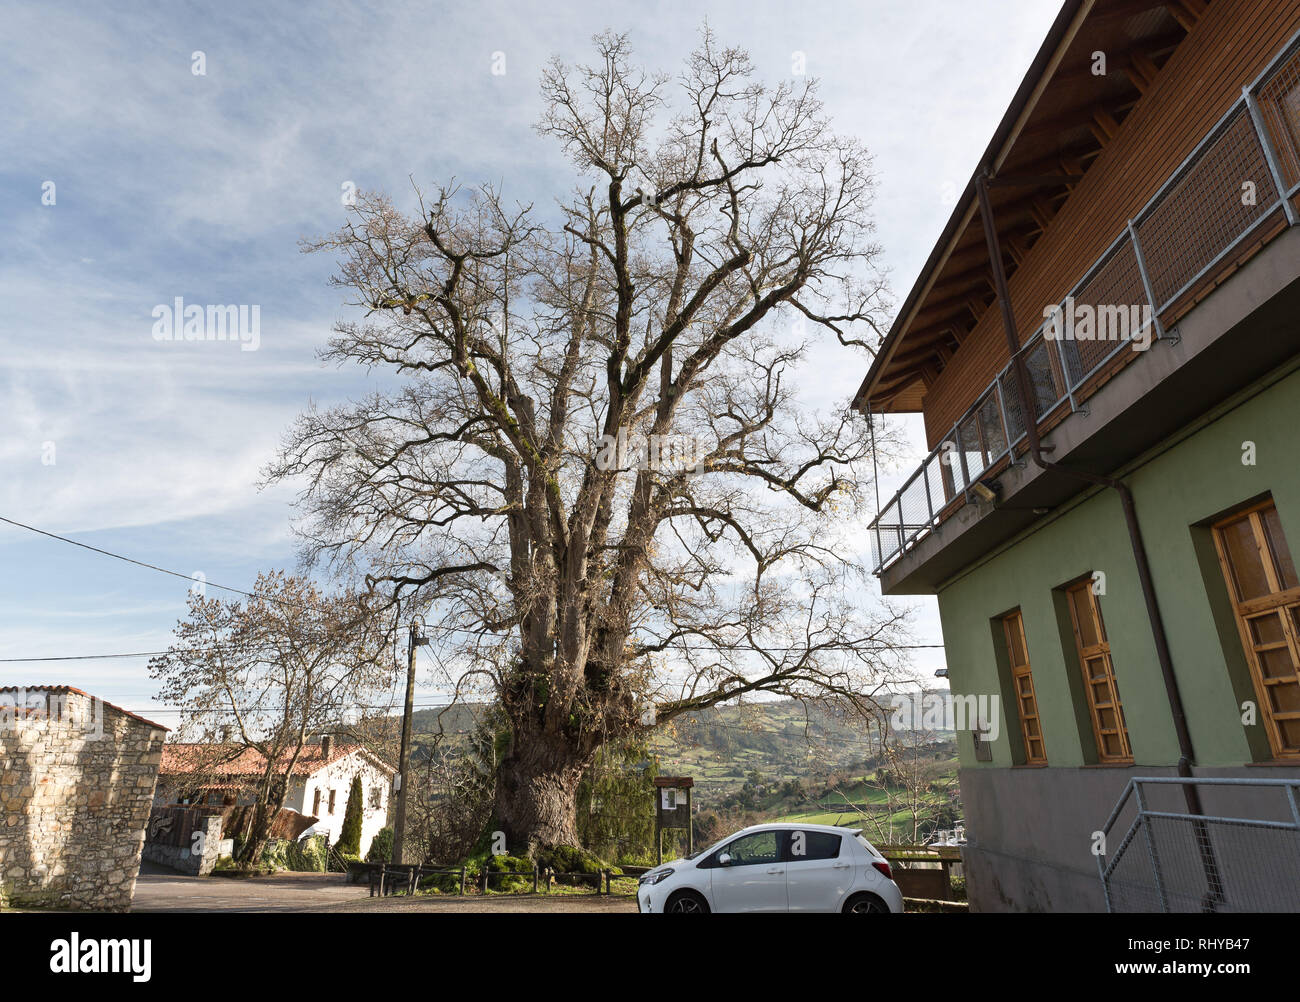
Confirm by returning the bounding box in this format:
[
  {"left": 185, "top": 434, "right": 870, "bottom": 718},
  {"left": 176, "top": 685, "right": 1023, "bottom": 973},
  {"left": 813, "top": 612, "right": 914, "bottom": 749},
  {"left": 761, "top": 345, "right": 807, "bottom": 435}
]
[{"left": 338, "top": 774, "right": 364, "bottom": 855}]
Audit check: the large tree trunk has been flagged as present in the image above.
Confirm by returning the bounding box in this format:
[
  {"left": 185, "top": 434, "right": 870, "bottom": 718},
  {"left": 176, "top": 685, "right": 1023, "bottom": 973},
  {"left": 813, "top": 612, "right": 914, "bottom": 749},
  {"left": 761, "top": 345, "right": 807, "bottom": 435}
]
[
  {"left": 237, "top": 770, "right": 286, "bottom": 867},
  {"left": 492, "top": 729, "right": 590, "bottom": 856}
]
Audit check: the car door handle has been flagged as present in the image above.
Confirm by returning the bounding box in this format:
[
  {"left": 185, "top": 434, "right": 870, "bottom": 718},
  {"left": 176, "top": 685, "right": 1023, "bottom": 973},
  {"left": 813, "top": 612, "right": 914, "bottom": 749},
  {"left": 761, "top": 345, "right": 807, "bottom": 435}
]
[
  {"left": 832, "top": 862, "right": 852, "bottom": 869},
  {"left": 766, "top": 866, "right": 784, "bottom": 875}
]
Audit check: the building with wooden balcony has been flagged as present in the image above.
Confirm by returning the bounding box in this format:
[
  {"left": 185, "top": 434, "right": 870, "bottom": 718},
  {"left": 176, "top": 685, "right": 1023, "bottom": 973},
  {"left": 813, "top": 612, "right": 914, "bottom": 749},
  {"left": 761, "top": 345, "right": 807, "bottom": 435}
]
[{"left": 854, "top": 0, "right": 1300, "bottom": 911}]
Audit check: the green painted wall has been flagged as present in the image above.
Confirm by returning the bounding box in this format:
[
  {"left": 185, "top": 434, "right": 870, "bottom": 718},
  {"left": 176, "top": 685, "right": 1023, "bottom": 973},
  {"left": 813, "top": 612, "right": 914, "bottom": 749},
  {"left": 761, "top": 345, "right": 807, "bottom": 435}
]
[{"left": 938, "top": 364, "right": 1300, "bottom": 770}]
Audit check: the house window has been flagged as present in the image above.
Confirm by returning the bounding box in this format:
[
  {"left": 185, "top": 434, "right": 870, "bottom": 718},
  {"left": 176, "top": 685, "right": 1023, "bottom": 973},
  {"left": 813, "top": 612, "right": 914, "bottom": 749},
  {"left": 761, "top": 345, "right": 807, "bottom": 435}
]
[
  {"left": 1065, "top": 579, "right": 1132, "bottom": 763},
  {"left": 1212, "top": 500, "right": 1300, "bottom": 758},
  {"left": 1001, "top": 609, "right": 1047, "bottom": 764},
  {"left": 312, "top": 789, "right": 321, "bottom": 815},
  {"left": 328, "top": 789, "right": 337, "bottom": 813},
  {"left": 369, "top": 786, "right": 382, "bottom": 810}
]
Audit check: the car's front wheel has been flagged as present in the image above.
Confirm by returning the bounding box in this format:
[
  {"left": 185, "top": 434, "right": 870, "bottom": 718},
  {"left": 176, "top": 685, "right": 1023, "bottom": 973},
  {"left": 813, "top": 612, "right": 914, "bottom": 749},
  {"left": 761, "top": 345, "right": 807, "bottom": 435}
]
[
  {"left": 664, "top": 889, "right": 710, "bottom": 913},
  {"left": 842, "top": 892, "right": 890, "bottom": 914}
]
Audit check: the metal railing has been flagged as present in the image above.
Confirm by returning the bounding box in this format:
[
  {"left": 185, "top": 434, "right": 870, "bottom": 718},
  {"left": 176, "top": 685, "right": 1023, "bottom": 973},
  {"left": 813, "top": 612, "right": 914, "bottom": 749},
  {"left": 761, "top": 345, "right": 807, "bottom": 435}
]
[
  {"left": 1096, "top": 776, "right": 1300, "bottom": 913},
  {"left": 869, "top": 29, "right": 1300, "bottom": 574}
]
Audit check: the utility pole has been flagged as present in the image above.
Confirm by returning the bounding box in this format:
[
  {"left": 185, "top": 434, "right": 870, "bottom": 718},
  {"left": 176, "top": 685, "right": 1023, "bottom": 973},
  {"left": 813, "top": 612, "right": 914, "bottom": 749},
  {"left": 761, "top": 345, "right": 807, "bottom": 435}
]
[{"left": 391, "top": 619, "right": 426, "bottom": 865}]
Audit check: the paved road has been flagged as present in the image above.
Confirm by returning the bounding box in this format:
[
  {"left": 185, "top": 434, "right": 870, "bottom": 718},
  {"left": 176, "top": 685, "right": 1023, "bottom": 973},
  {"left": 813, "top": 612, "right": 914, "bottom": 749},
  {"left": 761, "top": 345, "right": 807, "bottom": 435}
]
[{"left": 132, "top": 863, "right": 636, "bottom": 913}]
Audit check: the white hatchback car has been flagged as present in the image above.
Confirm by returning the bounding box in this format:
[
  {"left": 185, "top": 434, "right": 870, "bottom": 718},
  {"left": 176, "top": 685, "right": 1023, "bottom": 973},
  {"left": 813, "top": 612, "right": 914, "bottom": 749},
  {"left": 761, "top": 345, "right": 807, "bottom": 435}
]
[{"left": 637, "top": 823, "right": 904, "bottom": 913}]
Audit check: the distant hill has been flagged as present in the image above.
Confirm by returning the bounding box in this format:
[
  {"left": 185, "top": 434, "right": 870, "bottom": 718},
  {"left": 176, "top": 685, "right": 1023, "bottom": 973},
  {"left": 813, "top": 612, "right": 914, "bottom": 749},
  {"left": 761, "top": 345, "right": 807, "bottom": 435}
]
[{"left": 403, "top": 697, "right": 948, "bottom": 802}]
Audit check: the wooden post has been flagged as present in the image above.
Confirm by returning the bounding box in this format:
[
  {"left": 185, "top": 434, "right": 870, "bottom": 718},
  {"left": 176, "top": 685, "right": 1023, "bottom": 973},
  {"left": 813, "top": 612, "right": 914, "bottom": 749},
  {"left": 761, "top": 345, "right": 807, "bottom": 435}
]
[
  {"left": 459, "top": 865, "right": 466, "bottom": 895},
  {"left": 686, "top": 786, "right": 693, "bottom": 856},
  {"left": 533, "top": 865, "right": 539, "bottom": 894},
  {"left": 391, "top": 623, "right": 419, "bottom": 865}
]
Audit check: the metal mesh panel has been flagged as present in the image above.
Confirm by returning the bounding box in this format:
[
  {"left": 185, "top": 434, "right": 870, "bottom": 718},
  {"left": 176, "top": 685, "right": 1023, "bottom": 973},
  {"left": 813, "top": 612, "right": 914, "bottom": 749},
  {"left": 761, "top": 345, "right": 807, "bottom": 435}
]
[
  {"left": 998, "top": 369, "right": 1026, "bottom": 444},
  {"left": 896, "top": 470, "right": 930, "bottom": 539},
  {"left": 1137, "top": 107, "right": 1280, "bottom": 309},
  {"left": 1255, "top": 40, "right": 1300, "bottom": 192},
  {"left": 978, "top": 390, "right": 1007, "bottom": 461},
  {"left": 956, "top": 389, "right": 1008, "bottom": 482},
  {"left": 1100, "top": 778, "right": 1300, "bottom": 913},
  {"left": 939, "top": 429, "right": 966, "bottom": 494},
  {"left": 1000, "top": 336, "right": 1064, "bottom": 438},
  {"left": 1057, "top": 238, "right": 1151, "bottom": 385},
  {"left": 957, "top": 412, "right": 983, "bottom": 482},
  {"left": 871, "top": 498, "right": 903, "bottom": 567},
  {"left": 924, "top": 453, "right": 949, "bottom": 510},
  {"left": 1106, "top": 815, "right": 1300, "bottom": 913}
]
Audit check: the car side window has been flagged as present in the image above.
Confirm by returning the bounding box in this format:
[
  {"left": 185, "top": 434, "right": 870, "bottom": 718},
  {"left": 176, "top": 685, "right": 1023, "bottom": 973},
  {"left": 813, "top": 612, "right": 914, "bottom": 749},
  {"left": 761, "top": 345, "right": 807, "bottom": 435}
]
[
  {"left": 722, "top": 830, "right": 780, "bottom": 866},
  {"left": 786, "top": 831, "right": 841, "bottom": 861}
]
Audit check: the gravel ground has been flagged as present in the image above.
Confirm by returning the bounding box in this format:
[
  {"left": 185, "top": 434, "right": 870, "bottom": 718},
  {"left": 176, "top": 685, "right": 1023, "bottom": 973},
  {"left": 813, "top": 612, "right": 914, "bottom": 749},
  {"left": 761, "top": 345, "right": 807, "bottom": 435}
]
[{"left": 132, "top": 863, "right": 637, "bottom": 913}]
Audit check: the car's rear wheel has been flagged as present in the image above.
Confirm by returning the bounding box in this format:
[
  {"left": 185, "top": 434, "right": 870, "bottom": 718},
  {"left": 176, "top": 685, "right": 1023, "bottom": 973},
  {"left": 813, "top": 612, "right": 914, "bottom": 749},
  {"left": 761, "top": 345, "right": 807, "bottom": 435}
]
[
  {"left": 843, "top": 892, "right": 890, "bottom": 914},
  {"left": 664, "top": 889, "right": 710, "bottom": 913}
]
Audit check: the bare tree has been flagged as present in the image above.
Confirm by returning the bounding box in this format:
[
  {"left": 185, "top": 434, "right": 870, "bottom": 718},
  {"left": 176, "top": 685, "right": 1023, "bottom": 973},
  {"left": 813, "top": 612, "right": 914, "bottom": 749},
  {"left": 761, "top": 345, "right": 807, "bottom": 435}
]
[
  {"left": 268, "top": 28, "right": 909, "bottom": 853},
  {"left": 839, "top": 721, "right": 958, "bottom": 846},
  {"left": 149, "top": 571, "right": 390, "bottom": 865}
]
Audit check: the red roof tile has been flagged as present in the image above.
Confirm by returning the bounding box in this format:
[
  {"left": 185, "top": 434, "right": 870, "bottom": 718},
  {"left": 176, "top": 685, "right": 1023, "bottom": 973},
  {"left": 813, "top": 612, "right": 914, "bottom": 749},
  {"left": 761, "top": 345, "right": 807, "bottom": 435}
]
[{"left": 160, "top": 741, "right": 392, "bottom": 778}]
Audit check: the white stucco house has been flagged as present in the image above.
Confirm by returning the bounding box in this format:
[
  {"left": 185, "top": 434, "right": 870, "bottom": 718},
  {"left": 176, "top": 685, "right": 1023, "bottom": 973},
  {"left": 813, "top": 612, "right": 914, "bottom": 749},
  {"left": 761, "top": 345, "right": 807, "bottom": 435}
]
[{"left": 156, "top": 736, "right": 395, "bottom": 859}]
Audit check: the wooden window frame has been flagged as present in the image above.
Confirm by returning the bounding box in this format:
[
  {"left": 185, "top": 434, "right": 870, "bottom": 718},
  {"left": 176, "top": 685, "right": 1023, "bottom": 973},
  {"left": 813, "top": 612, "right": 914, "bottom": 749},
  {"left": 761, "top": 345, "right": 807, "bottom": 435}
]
[
  {"left": 1000, "top": 609, "right": 1047, "bottom": 765},
  {"left": 1212, "top": 499, "right": 1300, "bottom": 760},
  {"left": 1065, "top": 580, "right": 1133, "bottom": 764}
]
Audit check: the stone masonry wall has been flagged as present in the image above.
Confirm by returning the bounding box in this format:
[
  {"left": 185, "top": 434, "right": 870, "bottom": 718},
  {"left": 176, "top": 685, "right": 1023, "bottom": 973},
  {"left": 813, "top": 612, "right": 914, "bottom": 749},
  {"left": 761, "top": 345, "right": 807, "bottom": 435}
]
[
  {"left": 142, "top": 812, "right": 223, "bottom": 875},
  {"left": 0, "top": 688, "right": 166, "bottom": 911}
]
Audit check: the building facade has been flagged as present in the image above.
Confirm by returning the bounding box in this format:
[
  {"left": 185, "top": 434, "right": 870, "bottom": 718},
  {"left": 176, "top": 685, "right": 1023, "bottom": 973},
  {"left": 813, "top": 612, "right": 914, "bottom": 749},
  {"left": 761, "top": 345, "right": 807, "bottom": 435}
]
[
  {"left": 0, "top": 686, "right": 167, "bottom": 911},
  {"left": 157, "top": 738, "right": 395, "bottom": 860},
  {"left": 855, "top": 0, "right": 1300, "bottom": 911}
]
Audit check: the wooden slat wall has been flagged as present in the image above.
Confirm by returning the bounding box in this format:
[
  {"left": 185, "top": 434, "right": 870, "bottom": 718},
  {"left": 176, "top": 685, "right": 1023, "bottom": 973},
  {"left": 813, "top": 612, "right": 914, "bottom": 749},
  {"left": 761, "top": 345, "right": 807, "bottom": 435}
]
[{"left": 922, "top": 0, "right": 1300, "bottom": 449}]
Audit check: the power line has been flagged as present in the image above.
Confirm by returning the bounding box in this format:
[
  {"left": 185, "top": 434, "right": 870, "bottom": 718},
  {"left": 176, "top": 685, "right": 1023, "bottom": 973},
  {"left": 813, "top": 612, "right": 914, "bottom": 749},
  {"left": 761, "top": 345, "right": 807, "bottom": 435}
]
[
  {"left": 0, "top": 514, "right": 946, "bottom": 655},
  {"left": 0, "top": 650, "right": 187, "bottom": 663},
  {"left": 0, "top": 515, "right": 268, "bottom": 602}
]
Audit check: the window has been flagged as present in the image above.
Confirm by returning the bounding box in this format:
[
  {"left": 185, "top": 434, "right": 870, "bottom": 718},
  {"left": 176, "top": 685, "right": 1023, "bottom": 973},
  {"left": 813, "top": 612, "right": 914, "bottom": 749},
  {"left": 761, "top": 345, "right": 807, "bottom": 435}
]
[
  {"left": 369, "top": 786, "right": 382, "bottom": 810},
  {"left": 787, "top": 830, "right": 841, "bottom": 861},
  {"left": 312, "top": 789, "right": 321, "bottom": 815},
  {"left": 1065, "top": 580, "right": 1132, "bottom": 763},
  {"left": 1001, "top": 610, "right": 1047, "bottom": 764},
  {"left": 719, "top": 829, "right": 780, "bottom": 867},
  {"left": 328, "top": 789, "right": 336, "bottom": 813},
  {"left": 1212, "top": 500, "right": 1300, "bottom": 758}
]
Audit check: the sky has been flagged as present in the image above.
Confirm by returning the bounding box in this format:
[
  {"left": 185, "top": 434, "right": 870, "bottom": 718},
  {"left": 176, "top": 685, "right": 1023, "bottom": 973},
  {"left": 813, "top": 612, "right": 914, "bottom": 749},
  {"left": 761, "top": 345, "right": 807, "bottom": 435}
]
[{"left": 0, "top": 0, "right": 1063, "bottom": 724}]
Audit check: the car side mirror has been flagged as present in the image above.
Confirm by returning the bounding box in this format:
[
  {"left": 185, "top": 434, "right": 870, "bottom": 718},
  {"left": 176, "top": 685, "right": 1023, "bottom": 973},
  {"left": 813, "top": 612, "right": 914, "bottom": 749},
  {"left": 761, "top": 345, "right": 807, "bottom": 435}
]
[{"left": 717, "top": 853, "right": 732, "bottom": 867}]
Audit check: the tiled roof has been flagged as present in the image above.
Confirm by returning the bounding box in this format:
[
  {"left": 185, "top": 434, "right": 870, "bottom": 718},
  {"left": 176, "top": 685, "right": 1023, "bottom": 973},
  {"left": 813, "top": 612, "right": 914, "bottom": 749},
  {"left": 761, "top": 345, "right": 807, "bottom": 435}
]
[
  {"left": 160, "top": 741, "right": 392, "bottom": 778},
  {"left": 0, "top": 685, "right": 169, "bottom": 732}
]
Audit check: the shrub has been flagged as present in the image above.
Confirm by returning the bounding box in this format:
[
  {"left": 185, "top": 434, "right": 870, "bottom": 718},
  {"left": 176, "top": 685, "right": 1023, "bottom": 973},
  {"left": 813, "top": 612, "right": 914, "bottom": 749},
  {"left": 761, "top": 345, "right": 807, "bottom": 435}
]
[
  {"left": 536, "top": 845, "right": 607, "bottom": 887},
  {"left": 419, "top": 870, "right": 465, "bottom": 894},
  {"left": 259, "top": 838, "right": 290, "bottom": 871},
  {"left": 366, "top": 826, "right": 394, "bottom": 863},
  {"left": 484, "top": 853, "right": 534, "bottom": 893},
  {"left": 288, "top": 834, "right": 328, "bottom": 872}
]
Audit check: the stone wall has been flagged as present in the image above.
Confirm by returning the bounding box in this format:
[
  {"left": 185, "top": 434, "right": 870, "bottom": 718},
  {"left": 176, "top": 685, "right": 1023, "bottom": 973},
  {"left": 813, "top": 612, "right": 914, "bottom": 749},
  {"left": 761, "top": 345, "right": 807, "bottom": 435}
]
[
  {"left": 142, "top": 810, "right": 224, "bottom": 875},
  {"left": 0, "top": 687, "right": 167, "bottom": 911}
]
